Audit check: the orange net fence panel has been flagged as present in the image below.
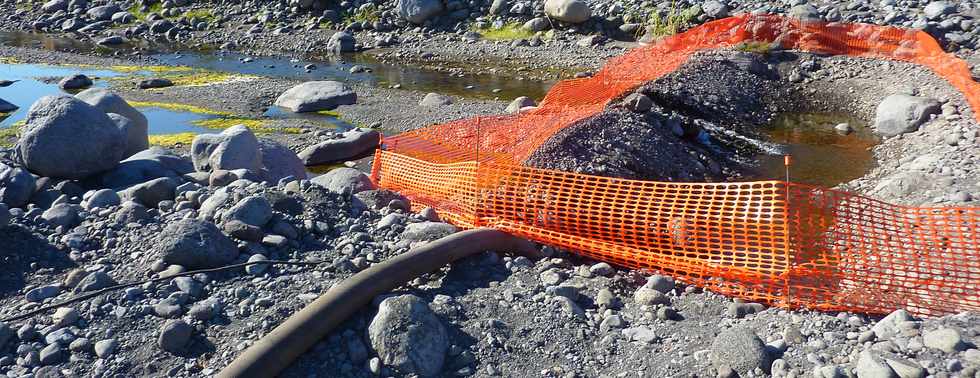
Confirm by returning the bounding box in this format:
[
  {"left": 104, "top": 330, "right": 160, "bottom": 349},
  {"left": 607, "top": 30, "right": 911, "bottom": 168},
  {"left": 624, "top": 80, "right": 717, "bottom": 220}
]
[{"left": 373, "top": 14, "right": 980, "bottom": 317}]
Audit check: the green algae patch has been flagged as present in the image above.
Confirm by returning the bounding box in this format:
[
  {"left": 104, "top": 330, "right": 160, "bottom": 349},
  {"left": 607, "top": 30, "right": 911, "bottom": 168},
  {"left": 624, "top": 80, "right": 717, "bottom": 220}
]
[
  {"left": 167, "top": 72, "right": 255, "bottom": 87},
  {"left": 192, "top": 117, "right": 266, "bottom": 130},
  {"left": 183, "top": 9, "right": 215, "bottom": 22},
  {"left": 128, "top": 2, "right": 163, "bottom": 21},
  {"left": 129, "top": 101, "right": 233, "bottom": 117},
  {"left": 472, "top": 22, "right": 535, "bottom": 41},
  {"left": 0, "top": 57, "right": 20, "bottom": 64},
  {"left": 306, "top": 163, "right": 345, "bottom": 175},
  {"left": 0, "top": 121, "right": 23, "bottom": 148},
  {"left": 107, "top": 65, "right": 194, "bottom": 74},
  {"left": 149, "top": 132, "right": 196, "bottom": 147}
]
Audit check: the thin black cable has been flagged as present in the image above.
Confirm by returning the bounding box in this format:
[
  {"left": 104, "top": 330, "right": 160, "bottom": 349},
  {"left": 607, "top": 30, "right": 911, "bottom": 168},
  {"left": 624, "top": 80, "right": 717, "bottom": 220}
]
[{"left": 2, "top": 259, "right": 330, "bottom": 323}]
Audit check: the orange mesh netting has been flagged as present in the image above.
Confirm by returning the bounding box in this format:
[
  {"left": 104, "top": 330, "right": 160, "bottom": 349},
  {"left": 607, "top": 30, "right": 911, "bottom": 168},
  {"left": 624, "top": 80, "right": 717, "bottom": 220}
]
[{"left": 371, "top": 14, "right": 980, "bottom": 317}]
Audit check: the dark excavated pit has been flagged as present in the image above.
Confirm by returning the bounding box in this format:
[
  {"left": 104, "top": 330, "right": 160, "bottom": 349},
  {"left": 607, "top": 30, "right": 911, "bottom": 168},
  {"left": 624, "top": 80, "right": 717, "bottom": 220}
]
[{"left": 525, "top": 49, "right": 921, "bottom": 189}]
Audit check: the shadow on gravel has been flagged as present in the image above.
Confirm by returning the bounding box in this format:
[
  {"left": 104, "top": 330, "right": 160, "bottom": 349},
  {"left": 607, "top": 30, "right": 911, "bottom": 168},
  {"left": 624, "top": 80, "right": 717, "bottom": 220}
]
[{"left": 0, "top": 225, "right": 75, "bottom": 296}]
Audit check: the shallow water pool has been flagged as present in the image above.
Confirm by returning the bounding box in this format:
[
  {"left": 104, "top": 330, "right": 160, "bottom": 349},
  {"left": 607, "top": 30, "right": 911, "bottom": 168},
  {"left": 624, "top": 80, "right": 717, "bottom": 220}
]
[{"left": 754, "top": 112, "right": 879, "bottom": 187}]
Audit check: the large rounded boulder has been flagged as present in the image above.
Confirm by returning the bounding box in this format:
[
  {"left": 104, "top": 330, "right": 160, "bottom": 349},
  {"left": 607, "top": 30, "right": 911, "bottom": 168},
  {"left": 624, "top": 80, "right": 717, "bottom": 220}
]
[
  {"left": 191, "top": 125, "right": 263, "bottom": 174},
  {"left": 396, "top": 0, "right": 444, "bottom": 24},
  {"left": 544, "top": 0, "right": 592, "bottom": 23},
  {"left": 153, "top": 218, "right": 239, "bottom": 269},
  {"left": 75, "top": 88, "right": 149, "bottom": 157},
  {"left": 18, "top": 95, "right": 126, "bottom": 180}
]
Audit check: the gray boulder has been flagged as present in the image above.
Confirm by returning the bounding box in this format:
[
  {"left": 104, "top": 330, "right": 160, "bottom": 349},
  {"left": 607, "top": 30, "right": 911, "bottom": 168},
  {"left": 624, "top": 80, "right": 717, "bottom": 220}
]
[
  {"left": 396, "top": 0, "right": 444, "bottom": 24},
  {"left": 191, "top": 125, "right": 263, "bottom": 173},
  {"left": 0, "top": 98, "right": 17, "bottom": 113},
  {"left": 0, "top": 163, "right": 36, "bottom": 208},
  {"left": 75, "top": 88, "right": 148, "bottom": 157},
  {"left": 73, "top": 271, "right": 116, "bottom": 293},
  {"left": 58, "top": 74, "right": 92, "bottom": 90},
  {"left": 788, "top": 4, "right": 821, "bottom": 22},
  {"left": 158, "top": 319, "right": 192, "bottom": 353},
  {"left": 149, "top": 19, "right": 174, "bottom": 34},
  {"left": 42, "top": 0, "right": 67, "bottom": 13},
  {"left": 224, "top": 196, "right": 273, "bottom": 227},
  {"left": 118, "top": 177, "right": 179, "bottom": 208},
  {"left": 874, "top": 94, "right": 941, "bottom": 137},
  {"left": 18, "top": 95, "right": 125, "bottom": 179},
  {"left": 506, "top": 96, "right": 536, "bottom": 114},
  {"left": 154, "top": 219, "right": 239, "bottom": 269},
  {"left": 922, "top": 328, "right": 965, "bottom": 353},
  {"left": 523, "top": 17, "right": 551, "bottom": 32},
  {"left": 710, "top": 327, "right": 772, "bottom": 377},
  {"left": 41, "top": 203, "right": 79, "bottom": 227},
  {"left": 311, "top": 168, "right": 375, "bottom": 194},
  {"left": 924, "top": 1, "right": 956, "bottom": 20},
  {"left": 419, "top": 92, "right": 453, "bottom": 107},
  {"left": 86, "top": 4, "right": 119, "bottom": 21},
  {"left": 83, "top": 189, "right": 121, "bottom": 210},
  {"left": 368, "top": 295, "right": 448, "bottom": 377},
  {"left": 328, "top": 31, "right": 356, "bottom": 53},
  {"left": 100, "top": 147, "right": 194, "bottom": 190},
  {"left": 111, "top": 11, "right": 134, "bottom": 24},
  {"left": 106, "top": 114, "right": 143, "bottom": 158},
  {"left": 400, "top": 221, "right": 457, "bottom": 243},
  {"left": 298, "top": 128, "right": 380, "bottom": 166},
  {"left": 544, "top": 0, "right": 592, "bottom": 23},
  {"left": 702, "top": 0, "right": 729, "bottom": 18},
  {"left": 138, "top": 78, "right": 173, "bottom": 89},
  {"left": 258, "top": 138, "right": 306, "bottom": 183},
  {"left": 97, "top": 36, "right": 125, "bottom": 45},
  {"left": 274, "top": 81, "right": 357, "bottom": 113}
]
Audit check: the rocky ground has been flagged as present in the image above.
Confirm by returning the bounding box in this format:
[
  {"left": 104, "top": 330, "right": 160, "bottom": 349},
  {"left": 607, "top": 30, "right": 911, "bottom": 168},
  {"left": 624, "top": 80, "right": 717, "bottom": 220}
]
[{"left": 0, "top": 0, "right": 978, "bottom": 377}]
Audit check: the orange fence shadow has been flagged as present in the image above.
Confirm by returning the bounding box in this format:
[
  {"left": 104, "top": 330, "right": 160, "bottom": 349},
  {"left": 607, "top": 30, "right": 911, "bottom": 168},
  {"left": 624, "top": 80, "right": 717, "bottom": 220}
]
[{"left": 373, "top": 14, "right": 980, "bottom": 317}]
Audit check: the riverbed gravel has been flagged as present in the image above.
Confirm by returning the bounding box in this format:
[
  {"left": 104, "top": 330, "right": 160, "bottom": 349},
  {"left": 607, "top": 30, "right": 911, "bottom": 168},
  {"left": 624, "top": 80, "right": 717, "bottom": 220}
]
[{"left": 0, "top": 0, "right": 978, "bottom": 377}]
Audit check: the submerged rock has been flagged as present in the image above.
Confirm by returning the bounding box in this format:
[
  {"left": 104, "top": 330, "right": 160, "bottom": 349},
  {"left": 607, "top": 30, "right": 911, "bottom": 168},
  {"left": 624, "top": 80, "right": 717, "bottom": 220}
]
[
  {"left": 274, "top": 81, "right": 357, "bottom": 113},
  {"left": 18, "top": 95, "right": 126, "bottom": 180},
  {"left": 58, "top": 74, "right": 92, "bottom": 90},
  {"left": 0, "top": 98, "right": 17, "bottom": 113}
]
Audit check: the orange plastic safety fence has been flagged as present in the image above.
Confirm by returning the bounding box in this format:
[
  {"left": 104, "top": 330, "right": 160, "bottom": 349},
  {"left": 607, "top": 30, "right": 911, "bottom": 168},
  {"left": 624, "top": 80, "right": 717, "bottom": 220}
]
[{"left": 373, "top": 14, "right": 980, "bottom": 317}]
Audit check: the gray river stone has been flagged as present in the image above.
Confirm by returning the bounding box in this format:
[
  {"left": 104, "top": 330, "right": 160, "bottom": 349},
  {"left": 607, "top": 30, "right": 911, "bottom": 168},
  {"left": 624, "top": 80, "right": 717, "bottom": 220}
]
[
  {"left": 298, "top": 128, "right": 380, "bottom": 165},
  {"left": 874, "top": 94, "right": 941, "bottom": 137},
  {"left": 397, "top": 0, "right": 444, "bottom": 24},
  {"left": 155, "top": 218, "right": 239, "bottom": 269},
  {"left": 19, "top": 95, "right": 126, "bottom": 179},
  {"left": 368, "top": 294, "right": 448, "bottom": 377},
  {"left": 311, "top": 167, "right": 375, "bottom": 194},
  {"left": 274, "top": 81, "right": 357, "bottom": 112},
  {"left": 76, "top": 88, "right": 149, "bottom": 157}
]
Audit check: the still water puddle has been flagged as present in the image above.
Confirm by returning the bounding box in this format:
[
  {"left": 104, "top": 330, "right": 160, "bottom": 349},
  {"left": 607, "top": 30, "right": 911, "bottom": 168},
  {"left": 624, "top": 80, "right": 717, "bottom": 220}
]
[
  {"left": 0, "top": 31, "right": 554, "bottom": 101},
  {"left": 754, "top": 112, "right": 879, "bottom": 187}
]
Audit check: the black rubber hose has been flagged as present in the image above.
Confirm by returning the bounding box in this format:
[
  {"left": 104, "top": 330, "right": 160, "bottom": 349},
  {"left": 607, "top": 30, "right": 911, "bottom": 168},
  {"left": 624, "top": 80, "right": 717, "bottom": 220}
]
[{"left": 217, "top": 228, "right": 538, "bottom": 378}]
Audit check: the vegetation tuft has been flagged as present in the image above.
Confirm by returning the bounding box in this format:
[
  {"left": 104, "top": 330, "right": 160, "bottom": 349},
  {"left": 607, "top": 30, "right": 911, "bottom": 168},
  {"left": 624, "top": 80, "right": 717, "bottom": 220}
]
[{"left": 471, "top": 22, "right": 535, "bottom": 41}]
